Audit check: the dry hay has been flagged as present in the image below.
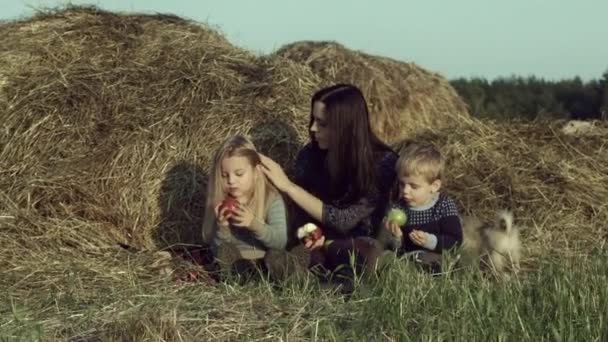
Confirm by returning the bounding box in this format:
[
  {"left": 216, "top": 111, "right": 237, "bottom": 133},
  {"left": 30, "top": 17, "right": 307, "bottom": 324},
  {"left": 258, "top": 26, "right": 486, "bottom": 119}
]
[
  {"left": 1, "top": 6, "right": 607, "bottom": 339},
  {"left": 275, "top": 41, "right": 470, "bottom": 143},
  {"left": 0, "top": 11, "right": 322, "bottom": 333},
  {"left": 398, "top": 119, "right": 608, "bottom": 261},
  {"left": 0, "top": 6, "right": 316, "bottom": 256},
  {"left": 0, "top": 5, "right": 606, "bottom": 298}
]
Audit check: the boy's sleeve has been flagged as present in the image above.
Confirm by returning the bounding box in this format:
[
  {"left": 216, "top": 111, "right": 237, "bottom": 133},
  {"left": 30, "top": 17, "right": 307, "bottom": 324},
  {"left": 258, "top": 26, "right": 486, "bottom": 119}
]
[
  {"left": 422, "top": 234, "right": 438, "bottom": 250},
  {"left": 434, "top": 197, "right": 463, "bottom": 252},
  {"left": 250, "top": 195, "right": 288, "bottom": 250}
]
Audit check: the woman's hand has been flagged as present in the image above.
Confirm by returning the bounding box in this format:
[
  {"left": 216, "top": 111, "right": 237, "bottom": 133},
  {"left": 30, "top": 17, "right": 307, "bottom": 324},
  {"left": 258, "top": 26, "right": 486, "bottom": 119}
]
[
  {"left": 304, "top": 235, "right": 326, "bottom": 250},
  {"left": 230, "top": 203, "right": 255, "bottom": 229},
  {"left": 259, "top": 154, "right": 294, "bottom": 193},
  {"left": 409, "top": 229, "right": 428, "bottom": 246}
]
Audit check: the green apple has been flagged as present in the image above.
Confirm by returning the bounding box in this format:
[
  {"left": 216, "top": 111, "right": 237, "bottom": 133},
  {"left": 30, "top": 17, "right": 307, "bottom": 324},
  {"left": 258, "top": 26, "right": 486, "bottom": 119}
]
[{"left": 386, "top": 208, "right": 408, "bottom": 226}]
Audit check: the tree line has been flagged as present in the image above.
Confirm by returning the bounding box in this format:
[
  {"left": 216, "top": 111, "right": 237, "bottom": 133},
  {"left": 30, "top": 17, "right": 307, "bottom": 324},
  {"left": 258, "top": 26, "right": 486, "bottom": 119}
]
[{"left": 450, "top": 70, "right": 608, "bottom": 121}]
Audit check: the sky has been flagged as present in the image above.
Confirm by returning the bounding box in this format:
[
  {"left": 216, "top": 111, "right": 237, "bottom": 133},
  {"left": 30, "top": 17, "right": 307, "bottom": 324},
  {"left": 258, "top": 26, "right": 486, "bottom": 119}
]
[{"left": 1, "top": 0, "right": 607, "bottom": 81}]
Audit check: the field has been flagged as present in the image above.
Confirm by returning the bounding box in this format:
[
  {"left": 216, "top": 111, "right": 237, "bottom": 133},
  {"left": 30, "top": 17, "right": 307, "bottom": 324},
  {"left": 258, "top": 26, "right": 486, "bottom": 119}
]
[
  {"left": 2, "top": 250, "right": 606, "bottom": 340},
  {"left": 1, "top": 6, "right": 607, "bottom": 341}
]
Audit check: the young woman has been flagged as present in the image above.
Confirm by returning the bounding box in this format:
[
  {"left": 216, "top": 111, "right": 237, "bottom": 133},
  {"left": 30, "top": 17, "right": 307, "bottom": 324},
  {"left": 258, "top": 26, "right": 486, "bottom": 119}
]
[{"left": 260, "top": 84, "right": 398, "bottom": 284}]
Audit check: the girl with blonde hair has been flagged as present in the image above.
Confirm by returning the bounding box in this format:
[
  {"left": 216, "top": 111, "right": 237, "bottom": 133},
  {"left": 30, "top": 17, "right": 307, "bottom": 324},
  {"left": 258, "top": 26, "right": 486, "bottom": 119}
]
[{"left": 202, "top": 135, "right": 288, "bottom": 275}]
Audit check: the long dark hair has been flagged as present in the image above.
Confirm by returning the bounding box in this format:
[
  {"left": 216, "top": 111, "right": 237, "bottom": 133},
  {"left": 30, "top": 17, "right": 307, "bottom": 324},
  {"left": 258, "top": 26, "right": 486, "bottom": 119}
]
[{"left": 309, "top": 84, "right": 392, "bottom": 203}]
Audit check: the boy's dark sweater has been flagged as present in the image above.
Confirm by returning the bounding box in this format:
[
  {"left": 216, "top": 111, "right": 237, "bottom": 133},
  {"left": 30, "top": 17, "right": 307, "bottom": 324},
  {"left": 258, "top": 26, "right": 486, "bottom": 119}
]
[{"left": 391, "top": 193, "right": 463, "bottom": 254}]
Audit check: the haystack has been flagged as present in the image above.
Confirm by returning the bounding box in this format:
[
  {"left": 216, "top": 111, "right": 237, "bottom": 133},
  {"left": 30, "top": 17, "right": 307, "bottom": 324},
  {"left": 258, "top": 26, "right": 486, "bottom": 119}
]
[
  {"left": 1, "top": 6, "right": 607, "bottom": 340},
  {"left": 275, "top": 41, "right": 470, "bottom": 143},
  {"left": 0, "top": 6, "right": 315, "bottom": 256},
  {"left": 0, "top": 6, "right": 606, "bottom": 282}
]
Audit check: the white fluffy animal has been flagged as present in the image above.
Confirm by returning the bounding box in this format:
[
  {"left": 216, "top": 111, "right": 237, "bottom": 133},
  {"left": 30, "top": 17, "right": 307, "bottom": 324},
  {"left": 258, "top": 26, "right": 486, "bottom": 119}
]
[{"left": 461, "top": 210, "right": 522, "bottom": 275}]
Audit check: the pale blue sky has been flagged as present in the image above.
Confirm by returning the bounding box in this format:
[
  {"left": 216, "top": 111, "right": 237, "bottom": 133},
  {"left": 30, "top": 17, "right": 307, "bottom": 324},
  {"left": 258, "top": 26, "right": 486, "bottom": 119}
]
[{"left": 2, "top": 0, "right": 607, "bottom": 81}]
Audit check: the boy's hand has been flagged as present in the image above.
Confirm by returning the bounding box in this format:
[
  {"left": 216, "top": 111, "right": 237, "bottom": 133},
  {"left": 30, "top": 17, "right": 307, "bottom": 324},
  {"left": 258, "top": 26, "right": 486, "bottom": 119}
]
[
  {"left": 409, "top": 229, "right": 428, "bottom": 246},
  {"left": 383, "top": 218, "right": 403, "bottom": 238}
]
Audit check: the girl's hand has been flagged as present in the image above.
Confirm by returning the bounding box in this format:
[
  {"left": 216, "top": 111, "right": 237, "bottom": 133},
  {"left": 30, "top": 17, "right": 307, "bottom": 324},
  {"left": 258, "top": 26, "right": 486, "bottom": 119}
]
[
  {"left": 230, "top": 203, "right": 255, "bottom": 229},
  {"left": 383, "top": 218, "right": 403, "bottom": 238},
  {"left": 214, "top": 202, "right": 232, "bottom": 229},
  {"left": 259, "top": 154, "right": 293, "bottom": 193},
  {"left": 409, "top": 229, "right": 428, "bottom": 246}
]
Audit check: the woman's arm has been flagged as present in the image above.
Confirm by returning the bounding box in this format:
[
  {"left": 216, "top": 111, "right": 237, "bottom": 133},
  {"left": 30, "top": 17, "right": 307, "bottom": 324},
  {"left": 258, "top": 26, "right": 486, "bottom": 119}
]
[
  {"left": 260, "top": 154, "right": 324, "bottom": 222},
  {"left": 284, "top": 183, "right": 323, "bottom": 222},
  {"left": 261, "top": 154, "right": 376, "bottom": 232},
  {"left": 261, "top": 149, "right": 396, "bottom": 233},
  {"left": 321, "top": 197, "right": 376, "bottom": 232}
]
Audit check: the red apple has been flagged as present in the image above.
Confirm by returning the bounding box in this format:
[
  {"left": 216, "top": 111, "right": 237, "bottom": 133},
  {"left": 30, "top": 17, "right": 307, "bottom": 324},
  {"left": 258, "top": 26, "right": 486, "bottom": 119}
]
[
  {"left": 297, "top": 223, "right": 323, "bottom": 243},
  {"left": 219, "top": 197, "right": 239, "bottom": 216}
]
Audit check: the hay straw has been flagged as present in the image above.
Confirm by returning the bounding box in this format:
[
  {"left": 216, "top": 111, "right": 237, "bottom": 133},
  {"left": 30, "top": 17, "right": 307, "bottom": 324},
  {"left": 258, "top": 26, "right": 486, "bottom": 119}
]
[
  {"left": 0, "top": 7, "right": 606, "bottom": 308},
  {"left": 275, "top": 41, "right": 470, "bottom": 143},
  {"left": 0, "top": 6, "right": 312, "bottom": 252}
]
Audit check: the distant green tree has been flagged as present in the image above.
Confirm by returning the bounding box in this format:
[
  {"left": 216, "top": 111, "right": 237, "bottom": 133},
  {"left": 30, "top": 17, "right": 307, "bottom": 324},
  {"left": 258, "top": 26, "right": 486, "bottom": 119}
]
[
  {"left": 450, "top": 75, "right": 601, "bottom": 121},
  {"left": 451, "top": 78, "right": 489, "bottom": 117},
  {"left": 555, "top": 77, "right": 602, "bottom": 120}
]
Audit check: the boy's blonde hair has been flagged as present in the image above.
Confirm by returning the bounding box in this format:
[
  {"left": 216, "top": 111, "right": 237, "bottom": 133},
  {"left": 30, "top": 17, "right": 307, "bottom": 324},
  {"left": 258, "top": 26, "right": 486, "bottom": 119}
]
[
  {"left": 201, "top": 135, "right": 277, "bottom": 243},
  {"left": 395, "top": 142, "right": 444, "bottom": 183}
]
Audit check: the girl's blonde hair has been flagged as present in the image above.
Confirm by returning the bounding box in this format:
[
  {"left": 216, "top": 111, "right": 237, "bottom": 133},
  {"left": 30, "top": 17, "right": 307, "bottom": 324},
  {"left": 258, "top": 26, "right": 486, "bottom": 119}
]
[{"left": 202, "top": 135, "right": 278, "bottom": 243}]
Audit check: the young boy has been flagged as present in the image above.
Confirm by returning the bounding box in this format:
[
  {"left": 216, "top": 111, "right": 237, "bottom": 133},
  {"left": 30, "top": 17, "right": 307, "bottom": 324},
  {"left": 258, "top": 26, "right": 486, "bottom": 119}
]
[{"left": 380, "top": 142, "right": 462, "bottom": 272}]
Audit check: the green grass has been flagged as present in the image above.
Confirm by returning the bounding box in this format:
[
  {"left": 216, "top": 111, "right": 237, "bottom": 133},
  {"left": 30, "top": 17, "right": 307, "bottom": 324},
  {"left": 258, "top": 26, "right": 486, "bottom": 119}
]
[
  {"left": 349, "top": 249, "right": 607, "bottom": 341},
  {"left": 1, "top": 250, "right": 606, "bottom": 341}
]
